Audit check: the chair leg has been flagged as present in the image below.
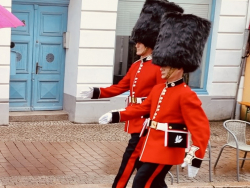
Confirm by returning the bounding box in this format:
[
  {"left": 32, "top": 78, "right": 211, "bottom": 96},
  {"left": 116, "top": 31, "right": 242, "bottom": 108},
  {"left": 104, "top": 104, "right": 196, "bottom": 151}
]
[
  {"left": 241, "top": 152, "right": 248, "bottom": 168},
  {"left": 168, "top": 171, "right": 174, "bottom": 185},
  {"left": 237, "top": 148, "right": 239, "bottom": 181},
  {"left": 208, "top": 141, "right": 212, "bottom": 182},
  {"left": 214, "top": 145, "right": 227, "bottom": 168},
  {"left": 176, "top": 165, "right": 179, "bottom": 184}
]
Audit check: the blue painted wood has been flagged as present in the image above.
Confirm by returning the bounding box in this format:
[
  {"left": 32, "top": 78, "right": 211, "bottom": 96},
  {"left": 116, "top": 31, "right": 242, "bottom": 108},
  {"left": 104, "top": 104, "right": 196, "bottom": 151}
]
[
  {"left": 10, "top": 4, "right": 68, "bottom": 111},
  {"left": 10, "top": 51, "right": 17, "bottom": 75},
  {"left": 32, "top": 5, "right": 67, "bottom": 110},
  {"left": 195, "top": 0, "right": 216, "bottom": 94},
  {"left": 12, "top": 0, "right": 70, "bottom": 6},
  {"left": 10, "top": 4, "right": 34, "bottom": 111}
]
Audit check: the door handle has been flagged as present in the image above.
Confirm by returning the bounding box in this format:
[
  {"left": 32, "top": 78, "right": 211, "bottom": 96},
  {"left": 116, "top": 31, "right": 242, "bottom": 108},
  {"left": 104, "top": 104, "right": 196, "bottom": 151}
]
[{"left": 36, "top": 62, "right": 42, "bottom": 74}]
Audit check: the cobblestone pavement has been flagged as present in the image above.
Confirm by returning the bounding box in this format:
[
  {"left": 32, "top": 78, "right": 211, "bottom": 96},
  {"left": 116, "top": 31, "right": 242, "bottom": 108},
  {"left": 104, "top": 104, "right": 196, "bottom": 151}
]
[{"left": 0, "top": 121, "right": 250, "bottom": 187}]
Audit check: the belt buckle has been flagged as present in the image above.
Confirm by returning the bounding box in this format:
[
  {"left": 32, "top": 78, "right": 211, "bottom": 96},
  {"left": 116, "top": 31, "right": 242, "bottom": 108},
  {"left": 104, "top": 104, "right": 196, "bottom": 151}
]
[
  {"left": 151, "top": 121, "right": 157, "bottom": 129},
  {"left": 131, "top": 97, "right": 137, "bottom": 104}
]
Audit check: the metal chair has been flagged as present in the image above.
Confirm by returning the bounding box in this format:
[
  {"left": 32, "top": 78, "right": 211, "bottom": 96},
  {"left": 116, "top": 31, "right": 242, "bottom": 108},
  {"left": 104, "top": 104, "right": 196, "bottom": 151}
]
[
  {"left": 214, "top": 119, "right": 250, "bottom": 181},
  {"left": 176, "top": 140, "right": 212, "bottom": 183},
  {"left": 203, "top": 140, "right": 212, "bottom": 182},
  {"left": 168, "top": 171, "right": 174, "bottom": 185}
]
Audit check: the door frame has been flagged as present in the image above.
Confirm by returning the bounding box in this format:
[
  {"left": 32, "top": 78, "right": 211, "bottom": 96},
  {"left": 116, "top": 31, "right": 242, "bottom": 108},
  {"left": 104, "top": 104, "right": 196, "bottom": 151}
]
[
  {"left": 10, "top": 0, "right": 69, "bottom": 111},
  {"left": 12, "top": 0, "right": 70, "bottom": 6}
]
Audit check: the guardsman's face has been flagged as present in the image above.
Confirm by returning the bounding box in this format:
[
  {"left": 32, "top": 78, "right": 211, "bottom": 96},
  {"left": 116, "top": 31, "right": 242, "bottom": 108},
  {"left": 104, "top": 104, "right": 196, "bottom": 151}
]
[
  {"left": 160, "top": 66, "right": 172, "bottom": 80},
  {"left": 160, "top": 66, "right": 184, "bottom": 81},
  {"left": 135, "top": 42, "right": 147, "bottom": 56}
]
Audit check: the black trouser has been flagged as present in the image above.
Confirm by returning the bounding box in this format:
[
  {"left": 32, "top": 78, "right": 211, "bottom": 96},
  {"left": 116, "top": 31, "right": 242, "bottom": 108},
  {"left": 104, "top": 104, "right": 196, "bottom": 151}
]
[
  {"left": 132, "top": 162, "right": 172, "bottom": 188},
  {"left": 112, "top": 133, "right": 143, "bottom": 188}
]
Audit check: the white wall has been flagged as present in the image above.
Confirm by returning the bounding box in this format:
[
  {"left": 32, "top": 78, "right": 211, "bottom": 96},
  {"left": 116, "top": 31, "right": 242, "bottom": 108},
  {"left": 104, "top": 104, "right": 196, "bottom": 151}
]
[
  {"left": 73, "top": 0, "right": 250, "bottom": 122},
  {"left": 64, "top": 0, "right": 82, "bottom": 97},
  {"left": 73, "top": 0, "right": 119, "bottom": 123},
  {"left": 208, "top": 0, "right": 248, "bottom": 96},
  {"left": 0, "top": 0, "right": 12, "bottom": 125},
  {"left": 77, "top": 0, "right": 118, "bottom": 96},
  {"left": 63, "top": 0, "right": 82, "bottom": 121}
]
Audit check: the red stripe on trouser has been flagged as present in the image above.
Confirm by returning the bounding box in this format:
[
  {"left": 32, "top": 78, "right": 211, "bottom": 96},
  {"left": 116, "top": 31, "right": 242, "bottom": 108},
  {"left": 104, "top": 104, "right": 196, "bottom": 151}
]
[
  {"left": 145, "top": 164, "right": 165, "bottom": 188},
  {"left": 116, "top": 138, "right": 144, "bottom": 188}
]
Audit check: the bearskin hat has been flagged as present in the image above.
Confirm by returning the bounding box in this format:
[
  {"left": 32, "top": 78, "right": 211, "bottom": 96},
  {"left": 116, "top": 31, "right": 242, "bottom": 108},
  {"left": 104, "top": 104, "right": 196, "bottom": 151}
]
[
  {"left": 130, "top": 0, "right": 184, "bottom": 49},
  {"left": 152, "top": 12, "right": 211, "bottom": 73}
]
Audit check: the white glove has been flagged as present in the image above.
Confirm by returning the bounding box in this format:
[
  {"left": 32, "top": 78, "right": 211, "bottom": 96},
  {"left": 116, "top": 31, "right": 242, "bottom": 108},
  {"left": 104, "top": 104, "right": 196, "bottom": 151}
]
[
  {"left": 182, "top": 146, "right": 202, "bottom": 178},
  {"left": 181, "top": 161, "right": 199, "bottom": 178},
  {"left": 80, "top": 87, "right": 93, "bottom": 99},
  {"left": 187, "top": 165, "right": 199, "bottom": 178},
  {"left": 99, "top": 112, "right": 112, "bottom": 124}
]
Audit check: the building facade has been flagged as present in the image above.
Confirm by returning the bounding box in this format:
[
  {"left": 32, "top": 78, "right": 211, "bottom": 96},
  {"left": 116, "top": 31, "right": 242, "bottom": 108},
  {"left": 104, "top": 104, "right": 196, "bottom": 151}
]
[{"left": 0, "top": 0, "right": 249, "bottom": 125}]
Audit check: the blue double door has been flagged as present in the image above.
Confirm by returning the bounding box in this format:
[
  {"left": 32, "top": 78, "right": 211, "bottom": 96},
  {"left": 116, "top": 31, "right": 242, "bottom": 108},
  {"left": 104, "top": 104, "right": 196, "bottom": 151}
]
[{"left": 10, "top": 4, "right": 68, "bottom": 111}]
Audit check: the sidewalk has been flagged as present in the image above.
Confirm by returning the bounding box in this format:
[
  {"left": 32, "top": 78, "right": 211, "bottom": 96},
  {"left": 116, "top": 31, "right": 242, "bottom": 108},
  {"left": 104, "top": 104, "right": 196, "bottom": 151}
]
[{"left": 0, "top": 121, "right": 250, "bottom": 188}]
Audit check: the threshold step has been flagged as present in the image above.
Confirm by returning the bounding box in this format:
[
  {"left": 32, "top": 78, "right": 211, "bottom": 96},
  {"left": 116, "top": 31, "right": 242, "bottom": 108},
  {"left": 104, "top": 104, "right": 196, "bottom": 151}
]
[{"left": 9, "top": 110, "right": 68, "bottom": 122}]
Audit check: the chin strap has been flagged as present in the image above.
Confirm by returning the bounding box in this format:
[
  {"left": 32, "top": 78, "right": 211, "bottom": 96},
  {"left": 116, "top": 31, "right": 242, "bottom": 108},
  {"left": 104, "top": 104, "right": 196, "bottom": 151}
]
[
  {"left": 164, "top": 67, "right": 176, "bottom": 80},
  {"left": 142, "top": 47, "right": 148, "bottom": 54}
]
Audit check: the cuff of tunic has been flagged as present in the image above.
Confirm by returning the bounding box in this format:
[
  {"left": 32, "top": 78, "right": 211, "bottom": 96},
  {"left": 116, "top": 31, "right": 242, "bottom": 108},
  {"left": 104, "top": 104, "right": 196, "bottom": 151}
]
[
  {"left": 92, "top": 87, "right": 100, "bottom": 99},
  {"left": 112, "top": 112, "right": 120, "bottom": 123}
]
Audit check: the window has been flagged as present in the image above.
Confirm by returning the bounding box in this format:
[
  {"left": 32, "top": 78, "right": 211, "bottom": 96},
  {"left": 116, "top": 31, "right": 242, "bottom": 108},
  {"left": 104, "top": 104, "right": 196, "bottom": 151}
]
[{"left": 113, "top": 0, "right": 213, "bottom": 92}]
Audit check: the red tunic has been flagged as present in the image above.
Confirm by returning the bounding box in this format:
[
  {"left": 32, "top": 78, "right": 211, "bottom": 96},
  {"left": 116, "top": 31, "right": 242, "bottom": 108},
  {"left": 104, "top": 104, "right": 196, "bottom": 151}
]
[
  {"left": 93, "top": 57, "right": 165, "bottom": 133},
  {"left": 118, "top": 82, "right": 210, "bottom": 165}
]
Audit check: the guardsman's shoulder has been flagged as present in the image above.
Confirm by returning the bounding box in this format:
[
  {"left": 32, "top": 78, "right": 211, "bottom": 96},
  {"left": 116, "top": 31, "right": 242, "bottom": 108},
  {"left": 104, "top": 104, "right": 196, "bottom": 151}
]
[{"left": 179, "top": 83, "right": 193, "bottom": 93}]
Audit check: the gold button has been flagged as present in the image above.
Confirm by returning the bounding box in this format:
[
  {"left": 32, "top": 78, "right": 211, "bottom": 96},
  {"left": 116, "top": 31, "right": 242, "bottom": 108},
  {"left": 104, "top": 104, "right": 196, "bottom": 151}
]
[
  {"left": 183, "top": 127, "right": 186, "bottom": 130},
  {"left": 169, "top": 126, "right": 172, "bottom": 129}
]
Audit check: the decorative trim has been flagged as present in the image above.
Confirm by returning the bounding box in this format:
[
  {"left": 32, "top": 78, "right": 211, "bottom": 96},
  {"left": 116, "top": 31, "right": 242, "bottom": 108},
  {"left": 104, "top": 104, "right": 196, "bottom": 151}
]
[
  {"left": 0, "top": 99, "right": 9, "bottom": 103},
  {"left": 12, "top": 0, "right": 70, "bottom": 6},
  {"left": 198, "top": 0, "right": 216, "bottom": 95}
]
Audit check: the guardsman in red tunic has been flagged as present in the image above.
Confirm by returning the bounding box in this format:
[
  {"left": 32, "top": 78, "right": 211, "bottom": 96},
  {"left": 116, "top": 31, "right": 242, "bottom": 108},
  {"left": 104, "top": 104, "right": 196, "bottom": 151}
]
[
  {"left": 81, "top": 1, "right": 183, "bottom": 187},
  {"left": 99, "top": 12, "right": 211, "bottom": 188}
]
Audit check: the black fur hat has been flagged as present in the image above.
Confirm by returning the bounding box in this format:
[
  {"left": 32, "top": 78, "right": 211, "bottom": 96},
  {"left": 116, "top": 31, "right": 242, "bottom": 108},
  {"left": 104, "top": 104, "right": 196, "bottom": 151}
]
[
  {"left": 130, "top": 0, "right": 184, "bottom": 49},
  {"left": 152, "top": 12, "right": 211, "bottom": 73}
]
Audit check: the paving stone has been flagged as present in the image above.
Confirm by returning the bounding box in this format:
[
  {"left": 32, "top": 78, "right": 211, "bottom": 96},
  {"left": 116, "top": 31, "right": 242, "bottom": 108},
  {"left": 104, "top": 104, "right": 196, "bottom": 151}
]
[{"left": 0, "top": 121, "right": 250, "bottom": 187}]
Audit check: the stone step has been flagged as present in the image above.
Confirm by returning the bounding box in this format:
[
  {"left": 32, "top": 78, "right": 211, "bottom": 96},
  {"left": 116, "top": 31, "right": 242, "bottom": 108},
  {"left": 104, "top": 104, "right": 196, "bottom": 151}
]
[{"left": 9, "top": 110, "right": 68, "bottom": 122}]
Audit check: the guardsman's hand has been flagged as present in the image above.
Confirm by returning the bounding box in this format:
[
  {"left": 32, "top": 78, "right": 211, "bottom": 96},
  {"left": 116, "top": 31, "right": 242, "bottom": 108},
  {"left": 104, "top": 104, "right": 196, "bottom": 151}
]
[
  {"left": 182, "top": 146, "right": 202, "bottom": 178},
  {"left": 80, "top": 87, "right": 93, "bottom": 99},
  {"left": 99, "top": 112, "right": 112, "bottom": 124}
]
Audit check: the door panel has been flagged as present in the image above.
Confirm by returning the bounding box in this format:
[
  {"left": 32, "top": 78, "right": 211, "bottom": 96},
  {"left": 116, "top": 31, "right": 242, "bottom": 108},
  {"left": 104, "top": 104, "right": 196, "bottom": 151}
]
[
  {"left": 10, "top": 4, "right": 68, "bottom": 111},
  {"left": 32, "top": 6, "right": 67, "bottom": 110},
  {"left": 10, "top": 5, "right": 34, "bottom": 111}
]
